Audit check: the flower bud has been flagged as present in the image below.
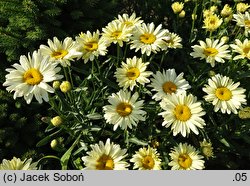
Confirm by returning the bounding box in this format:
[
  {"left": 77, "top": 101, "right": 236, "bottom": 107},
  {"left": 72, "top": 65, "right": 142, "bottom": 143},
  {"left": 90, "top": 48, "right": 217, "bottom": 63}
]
[
  {"left": 53, "top": 81, "right": 61, "bottom": 89},
  {"left": 51, "top": 116, "right": 63, "bottom": 127},
  {"left": 60, "top": 81, "right": 71, "bottom": 93},
  {"left": 179, "top": 10, "right": 186, "bottom": 18},
  {"left": 171, "top": 2, "right": 184, "bottom": 14}
]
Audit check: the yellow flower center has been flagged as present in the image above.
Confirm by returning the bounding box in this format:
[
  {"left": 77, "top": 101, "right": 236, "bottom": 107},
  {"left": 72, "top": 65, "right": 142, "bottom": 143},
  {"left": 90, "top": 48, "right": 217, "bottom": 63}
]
[
  {"left": 243, "top": 46, "right": 250, "bottom": 54},
  {"left": 245, "top": 20, "right": 250, "bottom": 27},
  {"left": 23, "top": 68, "right": 43, "bottom": 85},
  {"left": 215, "top": 87, "right": 232, "bottom": 101},
  {"left": 178, "top": 153, "right": 192, "bottom": 169},
  {"left": 162, "top": 81, "right": 177, "bottom": 94},
  {"left": 140, "top": 33, "right": 156, "bottom": 44},
  {"left": 203, "top": 47, "right": 218, "bottom": 57},
  {"left": 142, "top": 155, "right": 155, "bottom": 170},
  {"left": 111, "top": 31, "right": 122, "bottom": 38},
  {"left": 116, "top": 102, "right": 133, "bottom": 117},
  {"left": 126, "top": 67, "right": 140, "bottom": 80},
  {"left": 84, "top": 42, "right": 98, "bottom": 52},
  {"left": 96, "top": 154, "right": 114, "bottom": 170},
  {"left": 51, "top": 50, "right": 68, "bottom": 59},
  {"left": 174, "top": 105, "right": 191, "bottom": 121}
]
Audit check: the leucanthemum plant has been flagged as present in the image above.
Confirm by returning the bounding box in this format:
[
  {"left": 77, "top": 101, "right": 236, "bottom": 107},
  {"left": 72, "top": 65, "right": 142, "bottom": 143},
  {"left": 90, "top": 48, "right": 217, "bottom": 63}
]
[{"left": 2, "top": 1, "right": 250, "bottom": 170}]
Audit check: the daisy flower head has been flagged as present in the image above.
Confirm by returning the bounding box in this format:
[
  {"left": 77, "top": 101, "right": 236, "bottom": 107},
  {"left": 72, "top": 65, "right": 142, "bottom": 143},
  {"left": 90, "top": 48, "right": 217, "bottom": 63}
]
[
  {"left": 202, "top": 74, "right": 247, "bottom": 114},
  {"left": 114, "top": 56, "right": 152, "bottom": 91},
  {"left": 75, "top": 30, "right": 108, "bottom": 63},
  {"left": 202, "top": 14, "right": 223, "bottom": 32},
  {"left": 230, "top": 38, "right": 250, "bottom": 60},
  {"left": 103, "top": 90, "right": 146, "bottom": 131},
  {"left": 3, "top": 50, "right": 63, "bottom": 104},
  {"left": 168, "top": 143, "right": 205, "bottom": 170},
  {"left": 102, "top": 20, "right": 132, "bottom": 47},
  {"left": 162, "top": 32, "right": 182, "bottom": 49},
  {"left": 0, "top": 157, "right": 38, "bottom": 170},
  {"left": 159, "top": 92, "right": 206, "bottom": 137},
  {"left": 130, "top": 22, "right": 170, "bottom": 56},
  {"left": 130, "top": 146, "right": 162, "bottom": 170},
  {"left": 149, "top": 69, "right": 191, "bottom": 101},
  {"left": 221, "top": 4, "right": 233, "bottom": 18},
  {"left": 233, "top": 11, "right": 250, "bottom": 36},
  {"left": 115, "top": 12, "right": 143, "bottom": 30},
  {"left": 236, "top": 3, "right": 250, "bottom": 13},
  {"left": 190, "top": 38, "right": 231, "bottom": 67},
  {"left": 200, "top": 139, "right": 214, "bottom": 160},
  {"left": 82, "top": 138, "right": 129, "bottom": 170},
  {"left": 39, "top": 37, "right": 82, "bottom": 67}
]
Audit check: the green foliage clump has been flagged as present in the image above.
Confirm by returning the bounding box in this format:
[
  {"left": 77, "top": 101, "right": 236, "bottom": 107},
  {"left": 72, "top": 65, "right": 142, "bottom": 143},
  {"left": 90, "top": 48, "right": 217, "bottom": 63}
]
[{"left": 0, "top": 0, "right": 120, "bottom": 62}]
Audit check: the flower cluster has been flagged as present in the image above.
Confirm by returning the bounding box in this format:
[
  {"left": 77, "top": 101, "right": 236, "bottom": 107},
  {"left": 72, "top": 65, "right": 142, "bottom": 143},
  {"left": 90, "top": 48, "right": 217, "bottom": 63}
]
[{"left": 2, "top": 1, "right": 249, "bottom": 170}]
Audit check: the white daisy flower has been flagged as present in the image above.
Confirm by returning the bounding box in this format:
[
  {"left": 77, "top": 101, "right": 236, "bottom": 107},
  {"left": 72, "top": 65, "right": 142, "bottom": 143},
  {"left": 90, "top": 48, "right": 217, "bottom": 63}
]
[
  {"left": 130, "top": 22, "right": 169, "bottom": 56},
  {"left": 190, "top": 38, "right": 231, "bottom": 67},
  {"left": 114, "top": 56, "right": 152, "bottom": 91},
  {"left": 0, "top": 157, "right": 38, "bottom": 170},
  {"left": 168, "top": 143, "right": 205, "bottom": 170},
  {"left": 162, "top": 32, "right": 183, "bottom": 49},
  {"left": 202, "top": 74, "right": 247, "bottom": 114},
  {"left": 39, "top": 36, "right": 82, "bottom": 67},
  {"left": 3, "top": 51, "right": 63, "bottom": 104},
  {"left": 82, "top": 138, "right": 129, "bottom": 170},
  {"left": 115, "top": 12, "right": 143, "bottom": 29},
  {"left": 75, "top": 30, "right": 108, "bottom": 63},
  {"left": 230, "top": 38, "right": 250, "bottom": 60},
  {"left": 102, "top": 20, "right": 132, "bottom": 47},
  {"left": 103, "top": 90, "right": 146, "bottom": 131},
  {"left": 130, "top": 146, "right": 162, "bottom": 170},
  {"left": 149, "top": 69, "right": 191, "bottom": 101},
  {"left": 233, "top": 11, "right": 250, "bottom": 37},
  {"left": 159, "top": 92, "right": 206, "bottom": 137}
]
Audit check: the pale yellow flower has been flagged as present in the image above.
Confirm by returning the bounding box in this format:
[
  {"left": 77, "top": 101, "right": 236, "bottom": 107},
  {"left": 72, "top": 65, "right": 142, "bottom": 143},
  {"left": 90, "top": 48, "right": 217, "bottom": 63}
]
[
  {"left": 171, "top": 2, "right": 184, "bottom": 14},
  {"left": 3, "top": 51, "right": 63, "bottom": 104},
  {"left": 130, "top": 146, "right": 162, "bottom": 170},
  {"left": 237, "top": 3, "right": 250, "bottom": 13},
  {"left": 200, "top": 139, "right": 214, "bottom": 159},
  {"left": 102, "top": 20, "right": 132, "bottom": 47},
  {"left": 0, "top": 157, "right": 38, "bottom": 170},
  {"left": 169, "top": 143, "right": 205, "bottom": 170},
  {"left": 233, "top": 12, "right": 250, "bottom": 36},
  {"left": 159, "top": 92, "right": 206, "bottom": 137},
  {"left": 190, "top": 38, "right": 231, "bottom": 67},
  {"left": 221, "top": 4, "right": 233, "bottom": 17},
  {"left": 230, "top": 38, "right": 250, "bottom": 60},
  {"left": 82, "top": 139, "right": 129, "bottom": 170},
  {"left": 203, "top": 14, "right": 223, "bottom": 31},
  {"left": 75, "top": 30, "right": 108, "bottom": 63},
  {"left": 114, "top": 56, "right": 152, "bottom": 91},
  {"left": 203, "top": 74, "right": 247, "bottom": 114}
]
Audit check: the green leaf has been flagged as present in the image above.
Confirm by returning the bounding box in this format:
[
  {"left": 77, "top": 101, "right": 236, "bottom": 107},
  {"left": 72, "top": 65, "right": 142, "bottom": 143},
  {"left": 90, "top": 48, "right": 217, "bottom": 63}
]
[
  {"left": 60, "top": 133, "right": 81, "bottom": 170},
  {"left": 129, "top": 137, "right": 148, "bottom": 146},
  {"left": 36, "top": 129, "right": 62, "bottom": 147}
]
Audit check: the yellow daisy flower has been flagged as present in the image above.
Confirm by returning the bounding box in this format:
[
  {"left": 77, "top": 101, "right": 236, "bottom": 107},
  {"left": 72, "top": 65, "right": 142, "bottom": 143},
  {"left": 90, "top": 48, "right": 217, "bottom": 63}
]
[
  {"left": 130, "top": 146, "right": 162, "bottom": 170},
  {"left": 114, "top": 56, "right": 152, "bottom": 91},
  {"left": 203, "top": 74, "right": 247, "bottom": 114},
  {"left": 168, "top": 143, "right": 205, "bottom": 170},
  {"left": 159, "top": 92, "right": 206, "bottom": 137},
  {"left": 82, "top": 139, "right": 129, "bottom": 170}
]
